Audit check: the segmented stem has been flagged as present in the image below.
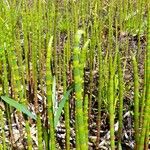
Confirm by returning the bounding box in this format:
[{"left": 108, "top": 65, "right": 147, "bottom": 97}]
[
  {"left": 46, "top": 37, "right": 56, "bottom": 150},
  {"left": 132, "top": 54, "right": 140, "bottom": 148},
  {"left": 73, "top": 30, "right": 88, "bottom": 150}
]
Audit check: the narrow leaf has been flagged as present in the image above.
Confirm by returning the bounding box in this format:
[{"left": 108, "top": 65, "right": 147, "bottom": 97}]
[
  {"left": 52, "top": 76, "right": 57, "bottom": 115},
  {"left": 54, "top": 88, "right": 72, "bottom": 128},
  {"left": 1, "top": 96, "right": 36, "bottom": 120}
]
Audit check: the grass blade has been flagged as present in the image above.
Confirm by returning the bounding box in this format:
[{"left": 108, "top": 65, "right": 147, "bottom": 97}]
[
  {"left": 1, "top": 96, "right": 36, "bottom": 120},
  {"left": 54, "top": 88, "right": 72, "bottom": 128}
]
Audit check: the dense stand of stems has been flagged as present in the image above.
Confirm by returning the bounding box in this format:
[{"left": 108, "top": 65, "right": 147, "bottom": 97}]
[{"left": 0, "top": 1, "right": 149, "bottom": 149}]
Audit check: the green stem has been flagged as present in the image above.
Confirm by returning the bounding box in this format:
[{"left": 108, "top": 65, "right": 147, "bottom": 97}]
[
  {"left": 132, "top": 55, "right": 139, "bottom": 148},
  {"left": 46, "top": 37, "right": 56, "bottom": 150},
  {"left": 118, "top": 53, "right": 124, "bottom": 147}
]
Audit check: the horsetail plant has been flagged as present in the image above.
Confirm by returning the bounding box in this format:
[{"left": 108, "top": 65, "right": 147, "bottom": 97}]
[
  {"left": 96, "top": 12, "right": 103, "bottom": 148},
  {"left": 37, "top": 114, "right": 43, "bottom": 150},
  {"left": 0, "top": 47, "right": 13, "bottom": 148},
  {"left": 73, "top": 30, "right": 89, "bottom": 150},
  {"left": 145, "top": 122, "right": 150, "bottom": 150},
  {"left": 0, "top": 53, "right": 6, "bottom": 149},
  {"left": 0, "top": 1, "right": 150, "bottom": 149},
  {"left": 46, "top": 36, "right": 56, "bottom": 150},
  {"left": 63, "top": 41, "right": 70, "bottom": 150},
  {"left": 83, "top": 94, "right": 89, "bottom": 148},
  {"left": 139, "top": 3, "right": 150, "bottom": 149},
  {"left": 117, "top": 53, "right": 124, "bottom": 149},
  {"left": 25, "top": 120, "right": 32, "bottom": 150},
  {"left": 132, "top": 54, "right": 140, "bottom": 149},
  {"left": 0, "top": 108, "right": 7, "bottom": 150},
  {"left": 108, "top": 56, "right": 115, "bottom": 150},
  {"left": 139, "top": 57, "right": 146, "bottom": 127},
  {"left": 108, "top": 1, "right": 115, "bottom": 149},
  {"left": 53, "top": 0, "right": 58, "bottom": 76}
]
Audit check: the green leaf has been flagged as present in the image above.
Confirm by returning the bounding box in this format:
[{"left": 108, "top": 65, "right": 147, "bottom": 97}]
[
  {"left": 1, "top": 96, "right": 36, "bottom": 120},
  {"left": 52, "top": 76, "right": 57, "bottom": 114},
  {"left": 54, "top": 88, "right": 73, "bottom": 128}
]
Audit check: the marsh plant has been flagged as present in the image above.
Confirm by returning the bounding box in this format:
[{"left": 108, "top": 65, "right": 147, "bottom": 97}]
[{"left": 0, "top": 0, "right": 149, "bottom": 150}]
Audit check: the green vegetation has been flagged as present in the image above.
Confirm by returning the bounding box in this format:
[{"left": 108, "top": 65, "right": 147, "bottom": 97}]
[{"left": 0, "top": 0, "right": 149, "bottom": 149}]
